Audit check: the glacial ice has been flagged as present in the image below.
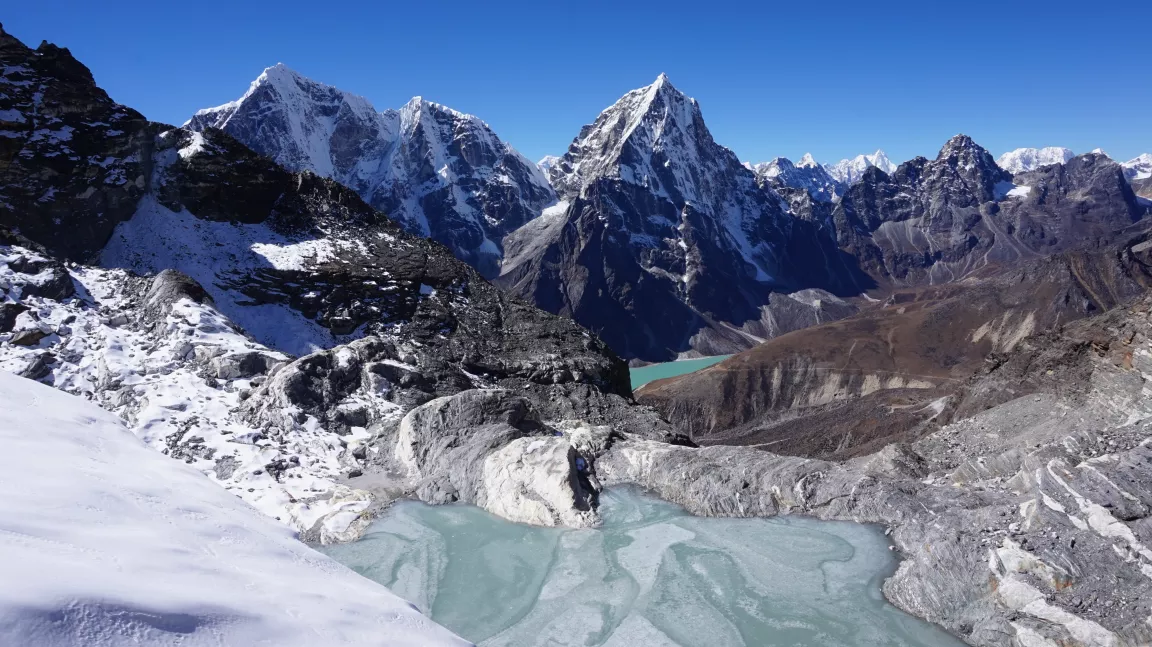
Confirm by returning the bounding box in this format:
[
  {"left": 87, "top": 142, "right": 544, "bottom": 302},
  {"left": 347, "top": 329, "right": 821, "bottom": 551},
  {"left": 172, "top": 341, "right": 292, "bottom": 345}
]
[{"left": 321, "top": 487, "right": 967, "bottom": 647}]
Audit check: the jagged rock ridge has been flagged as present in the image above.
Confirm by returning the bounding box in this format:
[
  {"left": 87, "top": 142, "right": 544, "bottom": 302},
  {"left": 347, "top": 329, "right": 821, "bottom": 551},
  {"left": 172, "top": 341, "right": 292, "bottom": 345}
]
[
  {"left": 832, "top": 136, "right": 1145, "bottom": 286},
  {"left": 996, "top": 146, "right": 1075, "bottom": 174},
  {"left": 826, "top": 149, "right": 897, "bottom": 184}
]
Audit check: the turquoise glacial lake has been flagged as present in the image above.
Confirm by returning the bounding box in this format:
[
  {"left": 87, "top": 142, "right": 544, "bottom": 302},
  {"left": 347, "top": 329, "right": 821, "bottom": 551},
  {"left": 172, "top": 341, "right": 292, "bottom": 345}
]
[
  {"left": 629, "top": 355, "right": 732, "bottom": 390},
  {"left": 320, "top": 487, "right": 966, "bottom": 647}
]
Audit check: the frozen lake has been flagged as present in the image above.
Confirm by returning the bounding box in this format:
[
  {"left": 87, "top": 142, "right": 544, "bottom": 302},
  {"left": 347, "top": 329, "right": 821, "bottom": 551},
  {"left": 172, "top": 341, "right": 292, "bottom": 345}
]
[{"left": 320, "top": 487, "right": 966, "bottom": 646}]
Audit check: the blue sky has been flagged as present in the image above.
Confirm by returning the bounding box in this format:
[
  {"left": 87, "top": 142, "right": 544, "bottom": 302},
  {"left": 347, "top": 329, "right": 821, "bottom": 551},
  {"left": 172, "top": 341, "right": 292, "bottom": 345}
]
[{"left": 6, "top": 0, "right": 1149, "bottom": 165}]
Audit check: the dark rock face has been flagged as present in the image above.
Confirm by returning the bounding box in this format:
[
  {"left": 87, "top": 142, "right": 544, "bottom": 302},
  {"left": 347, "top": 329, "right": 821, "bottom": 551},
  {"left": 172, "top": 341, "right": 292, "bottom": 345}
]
[
  {"left": 498, "top": 76, "right": 869, "bottom": 362},
  {"left": 0, "top": 29, "right": 151, "bottom": 261},
  {"left": 0, "top": 302, "right": 28, "bottom": 332},
  {"left": 139, "top": 269, "right": 213, "bottom": 327},
  {"left": 833, "top": 138, "right": 1144, "bottom": 287},
  {"left": 187, "top": 65, "right": 556, "bottom": 278},
  {"left": 996, "top": 153, "right": 1145, "bottom": 255},
  {"left": 1133, "top": 176, "right": 1152, "bottom": 200}
]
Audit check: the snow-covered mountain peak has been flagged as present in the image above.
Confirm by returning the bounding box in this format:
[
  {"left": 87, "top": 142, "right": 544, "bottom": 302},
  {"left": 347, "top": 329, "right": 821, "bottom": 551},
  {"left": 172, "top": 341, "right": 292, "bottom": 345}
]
[
  {"left": 647, "top": 72, "right": 682, "bottom": 98},
  {"left": 826, "top": 149, "right": 897, "bottom": 184},
  {"left": 1125, "top": 153, "right": 1152, "bottom": 181},
  {"left": 188, "top": 64, "right": 388, "bottom": 178},
  {"left": 545, "top": 74, "right": 709, "bottom": 199},
  {"left": 258, "top": 61, "right": 301, "bottom": 86},
  {"left": 189, "top": 67, "right": 554, "bottom": 278},
  {"left": 749, "top": 155, "right": 844, "bottom": 202},
  {"left": 628, "top": 73, "right": 699, "bottom": 130},
  {"left": 760, "top": 157, "right": 789, "bottom": 178},
  {"left": 501, "top": 78, "right": 858, "bottom": 361},
  {"left": 537, "top": 155, "right": 561, "bottom": 174},
  {"left": 205, "top": 62, "right": 378, "bottom": 127},
  {"left": 996, "top": 146, "right": 1074, "bottom": 174},
  {"left": 398, "top": 95, "right": 475, "bottom": 123}
]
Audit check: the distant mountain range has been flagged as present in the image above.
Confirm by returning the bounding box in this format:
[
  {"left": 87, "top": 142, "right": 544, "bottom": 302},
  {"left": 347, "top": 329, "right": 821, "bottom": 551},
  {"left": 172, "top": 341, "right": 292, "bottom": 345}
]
[
  {"left": 496, "top": 74, "right": 863, "bottom": 360},
  {"left": 187, "top": 69, "right": 1151, "bottom": 362}
]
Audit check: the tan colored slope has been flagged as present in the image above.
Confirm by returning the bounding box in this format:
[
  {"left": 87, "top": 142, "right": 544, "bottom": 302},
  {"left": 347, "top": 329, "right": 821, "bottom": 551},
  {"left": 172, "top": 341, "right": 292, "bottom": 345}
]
[{"left": 637, "top": 237, "right": 1152, "bottom": 457}]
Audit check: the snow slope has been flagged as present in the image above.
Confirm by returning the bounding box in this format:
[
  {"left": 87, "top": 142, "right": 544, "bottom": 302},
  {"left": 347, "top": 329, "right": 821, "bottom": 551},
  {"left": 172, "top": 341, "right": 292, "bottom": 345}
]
[
  {"left": 0, "top": 369, "right": 470, "bottom": 647},
  {"left": 826, "top": 150, "right": 897, "bottom": 184},
  {"left": 996, "top": 147, "right": 1075, "bottom": 174}
]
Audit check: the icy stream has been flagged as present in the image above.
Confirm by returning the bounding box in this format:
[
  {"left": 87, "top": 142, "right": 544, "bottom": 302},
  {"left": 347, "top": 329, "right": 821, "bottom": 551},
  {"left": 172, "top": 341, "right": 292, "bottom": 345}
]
[{"left": 320, "top": 487, "right": 965, "bottom": 646}]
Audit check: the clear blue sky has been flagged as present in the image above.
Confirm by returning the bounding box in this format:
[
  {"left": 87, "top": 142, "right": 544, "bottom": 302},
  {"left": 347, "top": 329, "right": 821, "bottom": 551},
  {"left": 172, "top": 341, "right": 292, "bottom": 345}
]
[{"left": 5, "top": 0, "right": 1149, "bottom": 165}]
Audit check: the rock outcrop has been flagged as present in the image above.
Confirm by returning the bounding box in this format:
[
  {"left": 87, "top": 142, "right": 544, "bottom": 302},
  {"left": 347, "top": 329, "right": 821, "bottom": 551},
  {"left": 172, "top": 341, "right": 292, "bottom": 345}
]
[{"left": 391, "top": 390, "right": 599, "bottom": 527}]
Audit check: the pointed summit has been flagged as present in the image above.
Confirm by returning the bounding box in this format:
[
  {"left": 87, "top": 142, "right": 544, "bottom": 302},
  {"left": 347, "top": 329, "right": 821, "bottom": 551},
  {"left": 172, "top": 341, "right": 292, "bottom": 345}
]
[
  {"left": 260, "top": 62, "right": 297, "bottom": 81},
  {"left": 936, "top": 134, "right": 998, "bottom": 169},
  {"left": 500, "top": 77, "right": 847, "bottom": 361},
  {"left": 929, "top": 135, "right": 1010, "bottom": 200},
  {"left": 545, "top": 75, "right": 705, "bottom": 198},
  {"left": 1123, "top": 153, "right": 1152, "bottom": 181},
  {"left": 797, "top": 153, "right": 819, "bottom": 168}
]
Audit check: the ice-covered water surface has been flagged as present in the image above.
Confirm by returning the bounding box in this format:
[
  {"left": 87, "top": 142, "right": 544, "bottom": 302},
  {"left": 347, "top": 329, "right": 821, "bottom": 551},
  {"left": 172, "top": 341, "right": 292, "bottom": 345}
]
[{"left": 320, "top": 488, "right": 966, "bottom": 647}]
